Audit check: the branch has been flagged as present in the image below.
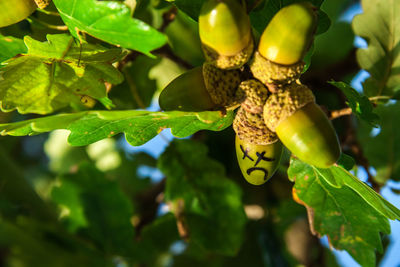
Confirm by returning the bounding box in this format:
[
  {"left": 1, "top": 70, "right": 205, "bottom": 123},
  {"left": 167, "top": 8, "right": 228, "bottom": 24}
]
[
  {"left": 159, "top": 6, "right": 178, "bottom": 32},
  {"left": 329, "top": 107, "right": 352, "bottom": 120},
  {"left": 153, "top": 45, "right": 193, "bottom": 69},
  {"left": 134, "top": 179, "right": 166, "bottom": 236}
]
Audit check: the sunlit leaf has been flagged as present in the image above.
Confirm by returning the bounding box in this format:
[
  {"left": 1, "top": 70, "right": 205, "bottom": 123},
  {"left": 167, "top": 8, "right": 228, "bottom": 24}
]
[
  {"left": 359, "top": 102, "right": 400, "bottom": 183},
  {"left": 352, "top": 0, "right": 400, "bottom": 97},
  {"left": 53, "top": 0, "right": 167, "bottom": 57},
  {"left": 0, "top": 110, "right": 234, "bottom": 146},
  {"left": 0, "top": 34, "right": 26, "bottom": 63},
  {"left": 288, "top": 158, "right": 396, "bottom": 267},
  {"left": 0, "top": 34, "right": 123, "bottom": 114}
]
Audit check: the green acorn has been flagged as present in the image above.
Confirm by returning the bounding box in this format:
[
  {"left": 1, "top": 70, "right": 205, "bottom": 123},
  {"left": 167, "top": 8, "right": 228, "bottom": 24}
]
[
  {"left": 233, "top": 107, "right": 282, "bottom": 185},
  {"left": 159, "top": 63, "right": 243, "bottom": 111},
  {"left": 263, "top": 83, "right": 340, "bottom": 168},
  {"left": 0, "top": 0, "right": 50, "bottom": 28},
  {"left": 249, "top": 2, "right": 317, "bottom": 86},
  {"left": 258, "top": 2, "right": 318, "bottom": 65},
  {"left": 199, "top": 0, "right": 254, "bottom": 69}
]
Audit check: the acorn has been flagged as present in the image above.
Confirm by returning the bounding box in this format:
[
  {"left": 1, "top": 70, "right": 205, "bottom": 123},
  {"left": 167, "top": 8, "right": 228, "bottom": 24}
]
[
  {"left": 0, "top": 0, "right": 51, "bottom": 28},
  {"left": 263, "top": 83, "right": 340, "bottom": 168},
  {"left": 199, "top": 0, "right": 254, "bottom": 69},
  {"left": 159, "top": 63, "right": 243, "bottom": 111},
  {"left": 233, "top": 107, "right": 282, "bottom": 185},
  {"left": 250, "top": 2, "right": 317, "bottom": 85}
]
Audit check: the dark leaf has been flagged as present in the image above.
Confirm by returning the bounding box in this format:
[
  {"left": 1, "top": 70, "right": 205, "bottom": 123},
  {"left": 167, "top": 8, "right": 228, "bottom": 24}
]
[{"left": 158, "top": 139, "right": 247, "bottom": 255}]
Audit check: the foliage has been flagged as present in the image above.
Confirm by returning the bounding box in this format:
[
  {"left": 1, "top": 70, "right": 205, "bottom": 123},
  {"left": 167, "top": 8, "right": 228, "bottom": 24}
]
[{"left": 0, "top": 0, "right": 399, "bottom": 266}]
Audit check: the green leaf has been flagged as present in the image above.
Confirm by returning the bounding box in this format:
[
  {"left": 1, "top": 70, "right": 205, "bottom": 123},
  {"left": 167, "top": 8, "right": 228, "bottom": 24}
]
[
  {"left": 158, "top": 139, "right": 246, "bottom": 256},
  {"left": 132, "top": 213, "right": 180, "bottom": 263},
  {"left": 165, "top": 11, "right": 204, "bottom": 66},
  {"left": 0, "top": 110, "right": 234, "bottom": 146},
  {"left": 329, "top": 81, "right": 379, "bottom": 126},
  {"left": 288, "top": 158, "right": 395, "bottom": 267},
  {"left": 172, "top": 0, "right": 204, "bottom": 21},
  {"left": 359, "top": 102, "right": 400, "bottom": 183},
  {"left": 53, "top": 0, "right": 167, "bottom": 57},
  {"left": 291, "top": 161, "right": 400, "bottom": 220},
  {"left": 0, "top": 34, "right": 27, "bottom": 63},
  {"left": 51, "top": 163, "right": 135, "bottom": 255},
  {"left": 337, "top": 153, "right": 356, "bottom": 171},
  {"left": 352, "top": 0, "right": 400, "bottom": 97},
  {"left": 110, "top": 55, "right": 161, "bottom": 109},
  {"left": 311, "top": 22, "right": 354, "bottom": 68},
  {"left": 0, "top": 34, "right": 123, "bottom": 114},
  {"left": 0, "top": 218, "right": 114, "bottom": 267}
]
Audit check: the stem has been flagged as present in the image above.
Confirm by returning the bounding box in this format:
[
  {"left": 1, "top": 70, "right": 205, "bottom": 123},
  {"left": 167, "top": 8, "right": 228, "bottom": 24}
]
[
  {"left": 27, "top": 17, "right": 68, "bottom": 31},
  {"left": 153, "top": 45, "right": 193, "bottom": 69},
  {"left": 35, "top": 8, "right": 60, "bottom": 16}
]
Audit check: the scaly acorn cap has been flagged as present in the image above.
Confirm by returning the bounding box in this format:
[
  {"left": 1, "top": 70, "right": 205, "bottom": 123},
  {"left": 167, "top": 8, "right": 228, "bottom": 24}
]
[
  {"left": 202, "top": 63, "right": 243, "bottom": 109},
  {"left": 159, "top": 66, "right": 217, "bottom": 112},
  {"left": 263, "top": 83, "right": 314, "bottom": 132},
  {"left": 235, "top": 135, "right": 283, "bottom": 185},
  {"left": 249, "top": 51, "right": 304, "bottom": 87},
  {"left": 201, "top": 40, "right": 254, "bottom": 70},
  {"left": 199, "top": 0, "right": 254, "bottom": 69},
  {"left": 34, "top": 0, "right": 51, "bottom": 9},
  {"left": 233, "top": 107, "right": 277, "bottom": 145},
  {"left": 236, "top": 79, "right": 269, "bottom": 114},
  {"left": 264, "top": 83, "right": 341, "bottom": 168},
  {"left": 258, "top": 2, "right": 318, "bottom": 65}
]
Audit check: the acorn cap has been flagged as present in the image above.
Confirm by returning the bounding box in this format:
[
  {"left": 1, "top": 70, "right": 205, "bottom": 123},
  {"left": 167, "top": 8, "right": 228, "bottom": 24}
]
[
  {"left": 233, "top": 107, "right": 278, "bottom": 145},
  {"left": 236, "top": 79, "right": 269, "bottom": 114},
  {"left": 199, "top": 0, "right": 254, "bottom": 69},
  {"left": 202, "top": 63, "right": 243, "bottom": 109},
  {"left": 263, "top": 83, "right": 314, "bottom": 132},
  {"left": 258, "top": 2, "right": 318, "bottom": 65},
  {"left": 159, "top": 66, "right": 217, "bottom": 112},
  {"left": 250, "top": 51, "right": 304, "bottom": 87},
  {"left": 201, "top": 39, "right": 254, "bottom": 70},
  {"left": 34, "top": 0, "right": 51, "bottom": 9}
]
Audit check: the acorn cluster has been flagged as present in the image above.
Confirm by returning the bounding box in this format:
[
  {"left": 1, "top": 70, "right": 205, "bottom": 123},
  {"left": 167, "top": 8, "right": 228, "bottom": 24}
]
[{"left": 159, "top": 0, "right": 341, "bottom": 185}]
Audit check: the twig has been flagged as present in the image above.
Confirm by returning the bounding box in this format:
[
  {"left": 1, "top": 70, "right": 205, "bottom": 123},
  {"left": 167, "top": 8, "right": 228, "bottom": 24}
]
[
  {"left": 134, "top": 179, "right": 166, "bottom": 237},
  {"left": 153, "top": 45, "right": 193, "bottom": 69},
  {"left": 159, "top": 6, "right": 178, "bottom": 32},
  {"left": 329, "top": 107, "right": 352, "bottom": 120},
  {"left": 369, "top": 95, "right": 392, "bottom": 103}
]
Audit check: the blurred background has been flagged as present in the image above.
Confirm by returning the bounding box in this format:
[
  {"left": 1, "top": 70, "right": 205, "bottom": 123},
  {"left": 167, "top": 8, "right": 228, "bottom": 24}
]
[{"left": 0, "top": 0, "right": 399, "bottom": 266}]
